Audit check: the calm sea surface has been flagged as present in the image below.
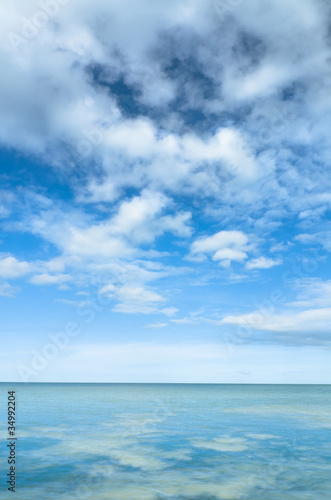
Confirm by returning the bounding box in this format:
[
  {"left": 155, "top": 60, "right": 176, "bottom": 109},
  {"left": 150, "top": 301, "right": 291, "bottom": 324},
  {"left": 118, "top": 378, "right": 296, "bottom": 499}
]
[{"left": 0, "top": 384, "right": 330, "bottom": 499}]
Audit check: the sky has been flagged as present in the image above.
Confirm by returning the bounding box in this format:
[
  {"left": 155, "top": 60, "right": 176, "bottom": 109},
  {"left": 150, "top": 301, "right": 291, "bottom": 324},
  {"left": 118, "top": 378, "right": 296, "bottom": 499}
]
[{"left": 0, "top": 0, "right": 331, "bottom": 383}]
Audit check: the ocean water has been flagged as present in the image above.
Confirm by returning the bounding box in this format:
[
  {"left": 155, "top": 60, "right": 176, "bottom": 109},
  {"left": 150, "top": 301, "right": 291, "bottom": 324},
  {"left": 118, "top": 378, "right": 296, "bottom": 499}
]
[{"left": 0, "top": 384, "right": 330, "bottom": 499}]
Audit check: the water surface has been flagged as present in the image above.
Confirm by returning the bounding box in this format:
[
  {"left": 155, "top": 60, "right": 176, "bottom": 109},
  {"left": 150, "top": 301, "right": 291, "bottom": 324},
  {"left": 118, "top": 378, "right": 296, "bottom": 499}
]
[{"left": 0, "top": 384, "right": 330, "bottom": 499}]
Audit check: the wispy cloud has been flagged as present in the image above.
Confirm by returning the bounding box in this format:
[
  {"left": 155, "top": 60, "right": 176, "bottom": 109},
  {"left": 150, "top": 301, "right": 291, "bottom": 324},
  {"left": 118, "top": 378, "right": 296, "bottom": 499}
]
[
  {"left": 30, "top": 273, "right": 72, "bottom": 285},
  {"left": 0, "top": 282, "right": 16, "bottom": 297},
  {"left": 145, "top": 323, "right": 168, "bottom": 329},
  {"left": 245, "top": 257, "right": 282, "bottom": 270},
  {"left": 221, "top": 308, "right": 331, "bottom": 335}
]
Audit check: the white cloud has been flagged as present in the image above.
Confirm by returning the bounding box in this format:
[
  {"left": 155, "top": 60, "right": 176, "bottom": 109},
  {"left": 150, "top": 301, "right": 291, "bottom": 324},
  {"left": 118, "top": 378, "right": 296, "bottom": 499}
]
[
  {"left": 0, "top": 0, "right": 328, "bottom": 270},
  {"left": 209, "top": 277, "right": 331, "bottom": 344},
  {"left": 64, "top": 225, "right": 130, "bottom": 259},
  {"left": 161, "top": 307, "right": 178, "bottom": 317},
  {"left": 294, "top": 232, "right": 331, "bottom": 253},
  {"left": 171, "top": 317, "right": 196, "bottom": 324},
  {"left": 0, "top": 282, "right": 16, "bottom": 297},
  {"left": 0, "top": 189, "right": 192, "bottom": 310},
  {"left": 191, "top": 230, "right": 248, "bottom": 254},
  {"left": 246, "top": 257, "right": 282, "bottom": 270},
  {"left": 30, "top": 273, "right": 72, "bottom": 285},
  {"left": 99, "top": 282, "right": 177, "bottom": 315},
  {"left": 221, "top": 307, "right": 331, "bottom": 334},
  {"left": 99, "top": 284, "right": 117, "bottom": 295},
  {"left": 0, "top": 256, "right": 30, "bottom": 278},
  {"left": 117, "top": 285, "right": 165, "bottom": 304},
  {"left": 226, "top": 63, "right": 290, "bottom": 101},
  {"left": 146, "top": 323, "right": 168, "bottom": 328},
  {"left": 21, "top": 191, "right": 192, "bottom": 262},
  {"left": 0, "top": 0, "right": 328, "bottom": 218},
  {"left": 190, "top": 230, "right": 250, "bottom": 267},
  {"left": 294, "top": 234, "right": 317, "bottom": 244},
  {"left": 110, "top": 190, "right": 166, "bottom": 241},
  {"left": 1, "top": 0, "right": 331, "bottom": 342},
  {"left": 113, "top": 303, "right": 176, "bottom": 316},
  {"left": 105, "top": 118, "right": 157, "bottom": 157},
  {"left": 110, "top": 189, "right": 192, "bottom": 243},
  {"left": 289, "top": 279, "right": 331, "bottom": 308}
]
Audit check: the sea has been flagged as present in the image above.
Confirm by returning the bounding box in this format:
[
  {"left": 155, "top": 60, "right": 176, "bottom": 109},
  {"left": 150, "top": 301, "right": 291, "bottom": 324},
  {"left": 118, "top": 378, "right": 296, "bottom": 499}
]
[{"left": 0, "top": 383, "right": 330, "bottom": 499}]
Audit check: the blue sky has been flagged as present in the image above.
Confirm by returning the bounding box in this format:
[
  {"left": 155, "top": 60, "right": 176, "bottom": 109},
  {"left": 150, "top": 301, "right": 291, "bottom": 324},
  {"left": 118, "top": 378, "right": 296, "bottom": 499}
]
[{"left": 0, "top": 0, "right": 331, "bottom": 382}]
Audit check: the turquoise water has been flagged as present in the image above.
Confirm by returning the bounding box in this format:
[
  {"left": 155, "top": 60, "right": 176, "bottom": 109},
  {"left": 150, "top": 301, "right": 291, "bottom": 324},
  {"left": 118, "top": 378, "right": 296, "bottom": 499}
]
[{"left": 0, "top": 384, "right": 330, "bottom": 499}]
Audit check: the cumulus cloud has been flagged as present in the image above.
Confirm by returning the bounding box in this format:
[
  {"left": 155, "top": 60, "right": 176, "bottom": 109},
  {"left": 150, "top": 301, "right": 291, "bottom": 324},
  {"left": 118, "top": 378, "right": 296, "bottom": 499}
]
[
  {"left": 109, "top": 190, "right": 192, "bottom": 243},
  {"left": 189, "top": 230, "right": 250, "bottom": 267},
  {"left": 0, "top": 256, "right": 31, "bottom": 278}
]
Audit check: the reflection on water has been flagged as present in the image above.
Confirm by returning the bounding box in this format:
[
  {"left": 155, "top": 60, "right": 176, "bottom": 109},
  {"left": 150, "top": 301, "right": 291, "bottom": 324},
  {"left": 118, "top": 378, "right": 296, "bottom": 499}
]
[{"left": 0, "top": 384, "right": 330, "bottom": 499}]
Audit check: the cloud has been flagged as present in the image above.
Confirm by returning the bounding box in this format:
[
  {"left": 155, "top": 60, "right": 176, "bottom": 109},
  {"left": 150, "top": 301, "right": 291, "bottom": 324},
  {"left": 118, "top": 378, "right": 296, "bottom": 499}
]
[
  {"left": 99, "top": 283, "right": 177, "bottom": 315},
  {"left": 1, "top": 0, "right": 331, "bottom": 348},
  {"left": 99, "top": 284, "right": 117, "bottom": 295},
  {"left": 0, "top": 256, "right": 30, "bottom": 278},
  {"left": 211, "top": 277, "right": 331, "bottom": 345},
  {"left": 20, "top": 190, "right": 192, "bottom": 262},
  {"left": 110, "top": 190, "right": 167, "bottom": 243},
  {"left": 117, "top": 285, "right": 165, "bottom": 304},
  {"left": 245, "top": 257, "right": 282, "bottom": 270},
  {"left": 221, "top": 307, "right": 331, "bottom": 335},
  {"left": 289, "top": 279, "right": 331, "bottom": 308},
  {"left": 171, "top": 317, "right": 196, "bottom": 325},
  {"left": 30, "top": 273, "right": 72, "bottom": 285},
  {"left": 0, "top": 1, "right": 330, "bottom": 234},
  {"left": 161, "top": 307, "right": 178, "bottom": 317},
  {"left": 109, "top": 189, "right": 192, "bottom": 243},
  {"left": 113, "top": 304, "right": 178, "bottom": 315},
  {"left": 0, "top": 282, "right": 16, "bottom": 297},
  {"left": 0, "top": 188, "right": 192, "bottom": 311},
  {"left": 0, "top": 0, "right": 329, "bottom": 222},
  {"left": 146, "top": 323, "right": 168, "bottom": 328},
  {"left": 190, "top": 230, "right": 250, "bottom": 267},
  {"left": 294, "top": 232, "right": 331, "bottom": 253}
]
